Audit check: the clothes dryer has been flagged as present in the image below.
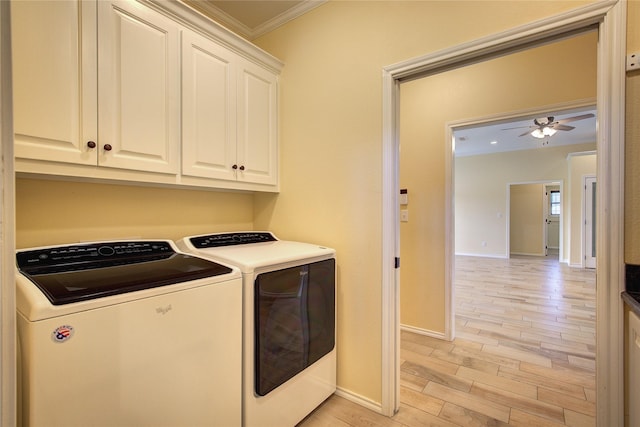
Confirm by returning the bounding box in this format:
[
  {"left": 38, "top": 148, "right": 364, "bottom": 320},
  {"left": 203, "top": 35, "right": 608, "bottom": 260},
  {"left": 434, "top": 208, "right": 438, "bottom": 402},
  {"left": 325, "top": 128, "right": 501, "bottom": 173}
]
[{"left": 177, "top": 232, "right": 336, "bottom": 427}]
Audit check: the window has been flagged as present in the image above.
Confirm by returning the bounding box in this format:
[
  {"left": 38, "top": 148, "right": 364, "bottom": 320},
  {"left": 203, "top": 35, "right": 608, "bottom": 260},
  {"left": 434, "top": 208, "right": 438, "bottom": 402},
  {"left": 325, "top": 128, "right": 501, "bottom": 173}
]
[{"left": 550, "top": 190, "right": 561, "bottom": 215}]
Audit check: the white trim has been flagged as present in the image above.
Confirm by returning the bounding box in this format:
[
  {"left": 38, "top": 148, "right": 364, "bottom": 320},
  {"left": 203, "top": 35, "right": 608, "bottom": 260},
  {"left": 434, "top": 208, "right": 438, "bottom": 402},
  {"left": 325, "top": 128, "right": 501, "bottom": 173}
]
[
  {"left": 380, "top": 70, "right": 400, "bottom": 416},
  {"left": 334, "top": 386, "right": 383, "bottom": 415},
  {"left": 381, "top": 1, "right": 625, "bottom": 425},
  {"left": 595, "top": 3, "right": 626, "bottom": 425},
  {"left": 0, "top": 1, "right": 16, "bottom": 425},
  {"left": 179, "top": 0, "right": 327, "bottom": 41},
  {"left": 252, "top": 1, "right": 327, "bottom": 40},
  {"left": 583, "top": 175, "right": 597, "bottom": 269},
  {"left": 145, "top": 0, "right": 284, "bottom": 73},
  {"left": 455, "top": 252, "right": 509, "bottom": 259},
  {"left": 400, "top": 324, "right": 448, "bottom": 341},
  {"left": 510, "top": 252, "right": 547, "bottom": 257},
  {"left": 444, "top": 126, "right": 455, "bottom": 342},
  {"left": 568, "top": 150, "right": 598, "bottom": 159}
]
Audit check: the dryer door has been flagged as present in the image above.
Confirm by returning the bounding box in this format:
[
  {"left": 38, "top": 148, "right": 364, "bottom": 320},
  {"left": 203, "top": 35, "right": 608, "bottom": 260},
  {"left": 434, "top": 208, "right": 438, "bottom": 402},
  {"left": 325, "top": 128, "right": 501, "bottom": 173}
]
[{"left": 254, "top": 258, "right": 335, "bottom": 396}]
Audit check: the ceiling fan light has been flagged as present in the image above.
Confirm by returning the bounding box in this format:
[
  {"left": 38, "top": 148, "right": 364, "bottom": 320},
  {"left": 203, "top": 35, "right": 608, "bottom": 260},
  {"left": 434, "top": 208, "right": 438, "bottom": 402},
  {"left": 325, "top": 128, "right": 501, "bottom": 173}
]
[
  {"left": 543, "top": 127, "right": 557, "bottom": 136},
  {"left": 531, "top": 128, "right": 545, "bottom": 138}
]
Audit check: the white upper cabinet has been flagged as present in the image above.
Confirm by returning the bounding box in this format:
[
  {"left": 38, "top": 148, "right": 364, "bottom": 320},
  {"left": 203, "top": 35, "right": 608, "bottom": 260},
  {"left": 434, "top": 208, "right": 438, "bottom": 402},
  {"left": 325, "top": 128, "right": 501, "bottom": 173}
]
[
  {"left": 236, "top": 58, "right": 278, "bottom": 186},
  {"left": 12, "top": 0, "right": 97, "bottom": 165},
  {"left": 98, "top": 1, "right": 180, "bottom": 174},
  {"left": 181, "top": 30, "right": 237, "bottom": 181},
  {"left": 181, "top": 34, "right": 278, "bottom": 186},
  {"left": 12, "top": 0, "right": 282, "bottom": 191}
]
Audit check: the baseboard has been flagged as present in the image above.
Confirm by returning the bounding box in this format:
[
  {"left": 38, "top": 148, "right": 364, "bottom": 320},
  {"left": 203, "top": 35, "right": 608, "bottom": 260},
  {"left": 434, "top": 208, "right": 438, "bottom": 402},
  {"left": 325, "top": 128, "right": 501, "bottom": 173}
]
[
  {"left": 569, "top": 262, "right": 584, "bottom": 268},
  {"left": 455, "top": 252, "right": 508, "bottom": 259},
  {"left": 510, "top": 252, "right": 546, "bottom": 257},
  {"left": 400, "top": 324, "right": 447, "bottom": 340},
  {"left": 333, "top": 386, "right": 383, "bottom": 414}
]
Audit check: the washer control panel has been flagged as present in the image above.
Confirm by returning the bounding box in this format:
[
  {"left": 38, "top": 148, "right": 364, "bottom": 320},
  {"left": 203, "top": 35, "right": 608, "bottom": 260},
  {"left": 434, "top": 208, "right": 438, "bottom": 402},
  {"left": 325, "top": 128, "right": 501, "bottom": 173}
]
[{"left": 17, "top": 241, "right": 174, "bottom": 269}]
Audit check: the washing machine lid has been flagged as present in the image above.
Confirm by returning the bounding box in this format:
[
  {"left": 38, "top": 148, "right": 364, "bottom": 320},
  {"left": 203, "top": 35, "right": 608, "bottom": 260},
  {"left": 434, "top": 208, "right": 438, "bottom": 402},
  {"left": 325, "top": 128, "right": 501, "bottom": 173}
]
[
  {"left": 178, "top": 232, "right": 335, "bottom": 273},
  {"left": 16, "top": 241, "right": 233, "bottom": 305}
]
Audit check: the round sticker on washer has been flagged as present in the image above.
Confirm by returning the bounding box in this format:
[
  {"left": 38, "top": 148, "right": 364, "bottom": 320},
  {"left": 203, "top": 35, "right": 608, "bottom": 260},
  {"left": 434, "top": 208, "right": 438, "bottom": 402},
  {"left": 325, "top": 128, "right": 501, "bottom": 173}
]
[{"left": 52, "top": 325, "right": 74, "bottom": 343}]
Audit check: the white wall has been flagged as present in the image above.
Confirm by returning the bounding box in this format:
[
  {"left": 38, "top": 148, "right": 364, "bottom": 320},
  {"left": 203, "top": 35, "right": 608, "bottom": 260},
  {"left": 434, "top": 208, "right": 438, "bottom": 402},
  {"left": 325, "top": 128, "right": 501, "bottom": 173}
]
[{"left": 455, "top": 143, "right": 595, "bottom": 261}]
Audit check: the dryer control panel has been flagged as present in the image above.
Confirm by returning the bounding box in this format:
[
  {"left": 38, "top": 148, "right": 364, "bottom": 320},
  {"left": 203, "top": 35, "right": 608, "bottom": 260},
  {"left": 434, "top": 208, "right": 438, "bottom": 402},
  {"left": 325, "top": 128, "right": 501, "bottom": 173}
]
[{"left": 190, "top": 232, "right": 277, "bottom": 248}]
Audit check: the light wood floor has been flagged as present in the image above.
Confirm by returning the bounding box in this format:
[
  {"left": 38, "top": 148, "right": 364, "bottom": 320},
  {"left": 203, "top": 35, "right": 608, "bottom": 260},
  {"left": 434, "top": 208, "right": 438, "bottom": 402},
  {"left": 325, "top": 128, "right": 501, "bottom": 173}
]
[{"left": 298, "top": 255, "right": 596, "bottom": 427}]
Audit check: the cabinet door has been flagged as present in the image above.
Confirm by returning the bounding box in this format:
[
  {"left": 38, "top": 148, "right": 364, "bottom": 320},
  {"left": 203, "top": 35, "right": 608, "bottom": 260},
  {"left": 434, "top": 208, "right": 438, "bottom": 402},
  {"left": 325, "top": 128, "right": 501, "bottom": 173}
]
[
  {"left": 98, "top": 1, "right": 179, "bottom": 174},
  {"left": 181, "top": 30, "right": 237, "bottom": 181},
  {"left": 236, "top": 59, "right": 278, "bottom": 186},
  {"left": 12, "top": 0, "right": 97, "bottom": 165}
]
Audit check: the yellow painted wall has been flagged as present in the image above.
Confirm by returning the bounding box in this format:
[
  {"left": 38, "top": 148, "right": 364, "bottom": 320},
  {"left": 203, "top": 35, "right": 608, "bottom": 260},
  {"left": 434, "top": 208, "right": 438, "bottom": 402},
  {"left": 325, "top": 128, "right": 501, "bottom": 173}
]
[
  {"left": 398, "top": 33, "right": 596, "bottom": 335},
  {"left": 253, "top": 0, "right": 594, "bottom": 405},
  {"left": 510, "top": 183, "right": 544, "bottom": 256},
  {"left": 15, "top": 178, "right": 254, "bottom": 248},
  {"left": 568, "top": 153, "right": 597, "bottom": 266}
]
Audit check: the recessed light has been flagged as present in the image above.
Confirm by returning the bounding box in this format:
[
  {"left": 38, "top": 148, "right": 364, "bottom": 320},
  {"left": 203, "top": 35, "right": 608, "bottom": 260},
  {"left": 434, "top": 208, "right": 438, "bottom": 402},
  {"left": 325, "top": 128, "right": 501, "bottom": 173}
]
[{"left": 490, "top": 141, "right": 498, "bottom": 145}]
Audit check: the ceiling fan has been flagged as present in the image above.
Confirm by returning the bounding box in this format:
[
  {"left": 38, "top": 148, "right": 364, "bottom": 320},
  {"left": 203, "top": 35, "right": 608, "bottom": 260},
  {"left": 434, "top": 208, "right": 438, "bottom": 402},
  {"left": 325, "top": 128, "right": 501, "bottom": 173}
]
[{"left": 503, "top": 113, "right": 595, "bottom": 139}]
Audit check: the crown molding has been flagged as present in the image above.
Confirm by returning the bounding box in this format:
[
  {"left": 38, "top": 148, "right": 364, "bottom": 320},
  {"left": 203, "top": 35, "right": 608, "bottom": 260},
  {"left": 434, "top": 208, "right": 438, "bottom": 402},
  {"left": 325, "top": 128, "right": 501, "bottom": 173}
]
[
  {"left": 181, "top": 0, "right": 326, "bottom": 40},
  {"left": 252, "top": 1, "right": 327, "bottom": 39}
]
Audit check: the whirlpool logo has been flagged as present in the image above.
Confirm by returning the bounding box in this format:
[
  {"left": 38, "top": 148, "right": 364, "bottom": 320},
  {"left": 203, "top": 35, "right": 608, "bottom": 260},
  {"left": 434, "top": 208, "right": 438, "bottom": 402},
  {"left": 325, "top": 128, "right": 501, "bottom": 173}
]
[{"left": 156, "top": 304, "right": 172, "bottom": 315}]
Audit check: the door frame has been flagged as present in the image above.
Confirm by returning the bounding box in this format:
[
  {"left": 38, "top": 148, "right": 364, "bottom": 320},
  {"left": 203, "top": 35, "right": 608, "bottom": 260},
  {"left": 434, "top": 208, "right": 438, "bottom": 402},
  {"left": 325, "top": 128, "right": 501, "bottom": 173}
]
[
  {"left": 544, "top": 183, "right": 562, "bottom": 258},
  {"left": 584, "top": 175, "right": 598, "bottom": 268},
  {"left": 381, "top": 1, "right": 625, "bottom": 424},
  {"left": 0, "top": 1, "right": 16, "bottom": 425}
]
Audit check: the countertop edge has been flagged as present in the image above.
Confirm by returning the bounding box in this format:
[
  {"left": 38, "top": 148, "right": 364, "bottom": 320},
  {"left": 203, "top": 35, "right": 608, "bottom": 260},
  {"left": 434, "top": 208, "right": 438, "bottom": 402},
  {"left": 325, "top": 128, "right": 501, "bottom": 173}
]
[{"left": 622, "top": 291, "right": 640, "bottom": 316}]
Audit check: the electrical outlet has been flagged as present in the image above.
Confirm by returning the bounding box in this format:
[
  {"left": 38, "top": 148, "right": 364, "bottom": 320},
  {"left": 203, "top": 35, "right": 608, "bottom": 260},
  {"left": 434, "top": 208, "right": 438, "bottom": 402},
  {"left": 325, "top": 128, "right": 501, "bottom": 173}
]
[
  {"left": 628, "top": 52, "right": 640, "bottom": 72},
  {"left": 400, "top": 210, "right": 409, "bottom": 222}
]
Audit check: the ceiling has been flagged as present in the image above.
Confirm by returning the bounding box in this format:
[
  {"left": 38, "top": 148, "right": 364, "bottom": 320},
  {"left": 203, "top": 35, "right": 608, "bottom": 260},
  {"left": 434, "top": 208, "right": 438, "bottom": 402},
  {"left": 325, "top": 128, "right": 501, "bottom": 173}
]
[
  {"left": 453, "top": 107, "right": 597, "bottom": 157},
  {"left": 181, "top": 0, "right": 326, "bottom": 39}
]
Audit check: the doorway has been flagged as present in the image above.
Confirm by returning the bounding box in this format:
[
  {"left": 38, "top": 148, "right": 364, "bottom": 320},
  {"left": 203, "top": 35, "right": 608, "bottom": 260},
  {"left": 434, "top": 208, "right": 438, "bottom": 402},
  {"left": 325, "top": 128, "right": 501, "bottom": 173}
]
[
  {"left": 545, "top": 184, "right": 561, "bottom": 258},
  {"left": 509, "top": 182, "right": 562, "bottom": 258},
  {"left": 382, "top": 2, "right": 626, "bottom": 424}
]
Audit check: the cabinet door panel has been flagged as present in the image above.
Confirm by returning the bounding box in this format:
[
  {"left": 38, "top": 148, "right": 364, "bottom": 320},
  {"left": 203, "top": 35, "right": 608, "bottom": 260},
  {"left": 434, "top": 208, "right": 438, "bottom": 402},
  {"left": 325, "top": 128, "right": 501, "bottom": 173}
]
[
  {"left": 98, "top": 1, "right": 179, "bottom": 174},
  {"left": 12, "top": 0, "right": 97, "bottom": 165},
  {"left": 181, "top": 30, "right": 236, "bottom": 181},
  {"left": 237, "top": 60, "right": 278, "bottom": 185}
]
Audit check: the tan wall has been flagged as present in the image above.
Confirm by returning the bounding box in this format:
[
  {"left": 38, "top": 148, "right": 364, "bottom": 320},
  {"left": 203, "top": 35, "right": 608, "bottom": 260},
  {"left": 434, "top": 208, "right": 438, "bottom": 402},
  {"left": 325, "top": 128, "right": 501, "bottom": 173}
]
[
  {"left": 568, "top": 153, "right": 597, "bottom": 266},
  {"left": 398, "top": 33, "right": 596, "bottom": 334},
  {"left": 15, "top": 178, "right": 254, "bottom": 248},
  {"left": 253, "top": 0, "right": 595, "bottom": 404},
  {"left": 510, "top": 183, "right": 544, "bottom": 256},
  {"left": 626, "top": 1, "right": 640, "bottom": 264}
]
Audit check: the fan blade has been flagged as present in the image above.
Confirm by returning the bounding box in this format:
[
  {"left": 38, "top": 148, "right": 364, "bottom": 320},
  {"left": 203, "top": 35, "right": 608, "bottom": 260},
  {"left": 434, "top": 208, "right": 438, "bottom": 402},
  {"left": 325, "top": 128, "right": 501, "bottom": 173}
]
[
  {"left": 502, "top": 125, "right": 533, "bottom": 131},
  {"left": 518, "top": 130, "right": 532, "bottom": 137},
  {"left": 556, "top": 113, "right": 594, "bottom": 124},
  {"left": 554, "top": 124, "right": 575, "bottom": 131}
]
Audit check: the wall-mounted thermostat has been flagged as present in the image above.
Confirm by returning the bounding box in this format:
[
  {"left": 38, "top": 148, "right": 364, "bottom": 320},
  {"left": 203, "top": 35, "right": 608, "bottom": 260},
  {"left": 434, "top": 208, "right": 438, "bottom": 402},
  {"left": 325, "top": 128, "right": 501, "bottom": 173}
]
[{"left": 399, "top": 189, "right": 408, "bottom": 205}]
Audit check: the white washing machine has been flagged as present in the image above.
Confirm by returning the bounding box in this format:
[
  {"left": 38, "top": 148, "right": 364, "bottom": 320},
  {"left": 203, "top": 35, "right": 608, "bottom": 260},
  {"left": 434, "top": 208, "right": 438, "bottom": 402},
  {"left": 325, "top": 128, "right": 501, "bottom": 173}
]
[
  {"left": 177, "top": 232, "right": 336, "bottom": 427},
  {"left": 16, "top": 240, "right": 243, "bottom": 427}
]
